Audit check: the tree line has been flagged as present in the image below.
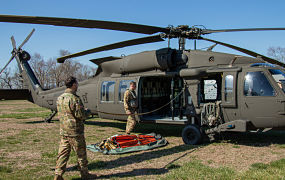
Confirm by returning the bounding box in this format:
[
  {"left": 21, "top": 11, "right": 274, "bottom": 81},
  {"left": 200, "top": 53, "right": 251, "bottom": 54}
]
[{"left": 0, "top": 50, "right": 96, "bottom": 89}]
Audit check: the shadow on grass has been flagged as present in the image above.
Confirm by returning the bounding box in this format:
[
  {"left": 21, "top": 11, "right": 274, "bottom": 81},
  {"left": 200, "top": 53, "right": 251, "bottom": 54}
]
[
  {"left": 88, "top": 144, "right": 200, "bottom": 170},
  {"left": 68, "top": 166, "right": 174, "bottom": 180},
  {"left": 65, "top": 143, "right": 201, "bottom": 179},
  {"left": 96, "top": 167, "right": 171, "bottom": 179},
  {"left": 216, "top": 130, "right": 285, "bottom": 146},
  {"left": 70, "top": 153, "right": 183, "bottom": 179},
  {"left": 70, "top": 168, "right": 171, "bottom": 180},
  {"left": 24, "top": 119, "right": 59, "bottom": 124}
]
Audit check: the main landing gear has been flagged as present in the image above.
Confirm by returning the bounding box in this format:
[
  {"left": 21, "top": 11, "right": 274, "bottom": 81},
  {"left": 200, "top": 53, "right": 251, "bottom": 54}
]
[
  {"left": 44, "top": 110, "right": 57, "bottom": 123},
  {"left": 182, "top": 125, "right": 203, "bottom": 145}
]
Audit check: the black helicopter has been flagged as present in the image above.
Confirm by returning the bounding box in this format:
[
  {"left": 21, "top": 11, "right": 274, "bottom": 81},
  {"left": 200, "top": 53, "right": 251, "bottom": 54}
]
[{"left": 1, "top": 14, "right": 285, "bottom": 144}]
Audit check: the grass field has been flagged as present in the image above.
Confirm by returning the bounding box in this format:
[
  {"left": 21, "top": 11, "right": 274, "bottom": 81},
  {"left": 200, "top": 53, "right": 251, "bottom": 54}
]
[{"left": 1, "top": 100, "right": 285, "bottom": 179}]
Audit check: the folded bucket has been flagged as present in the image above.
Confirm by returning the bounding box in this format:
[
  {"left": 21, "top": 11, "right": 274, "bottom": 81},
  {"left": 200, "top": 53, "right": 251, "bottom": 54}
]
[{"left": 87, "top": 133, "right": 167, "bottom": 154}]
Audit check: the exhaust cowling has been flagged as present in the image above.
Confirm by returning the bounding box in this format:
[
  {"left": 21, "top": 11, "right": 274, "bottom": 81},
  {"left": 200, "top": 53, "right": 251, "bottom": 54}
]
[{"left": 101, "top": 48, "right": 187, "bottom": 74}]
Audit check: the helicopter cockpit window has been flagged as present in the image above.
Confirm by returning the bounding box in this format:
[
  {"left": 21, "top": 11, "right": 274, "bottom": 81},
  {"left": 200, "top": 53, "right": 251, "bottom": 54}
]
[
  {"left": 244, "top": 71, "right": 275, "bottom": 96},
  {"left": 118, "top": 80, "right": 134, "bottom": 102},
  {"left": 225, "top": 75, "right": 234, "bottom": 102},
  {"left": 269, "top": 69, "right": 285, "bottom": 92},
  {"left": 101, "top": 81, "right": 115, "bottom": 102}
]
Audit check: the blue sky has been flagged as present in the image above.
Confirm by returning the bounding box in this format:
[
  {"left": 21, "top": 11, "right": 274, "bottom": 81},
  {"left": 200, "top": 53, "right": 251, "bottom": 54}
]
[{"left": 0, "top": 0, "right": 284, "bottom": 70}]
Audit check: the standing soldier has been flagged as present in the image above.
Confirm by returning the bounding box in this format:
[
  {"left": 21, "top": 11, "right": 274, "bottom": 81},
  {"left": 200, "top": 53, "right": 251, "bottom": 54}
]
[
  {"left": 124, "top": 81, "right": 138, "bottom": 134},
  {"left": 54, "top": 76, "right": 96, "bottom": 180}
]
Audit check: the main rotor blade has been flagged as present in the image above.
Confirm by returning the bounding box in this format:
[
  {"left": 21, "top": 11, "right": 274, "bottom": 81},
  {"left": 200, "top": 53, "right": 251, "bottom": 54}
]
[
  {"left": 0, "top": 55, "right": 15, "bottom": 75},
  {"left": 0, "top": 14, "right": 168, "bottom": 35},
  {"left": 11, "top": 36, "right": 16, "bottom": 49},
  {"left": 57, "top": 35, "right": 164, "bottom": 63},
  {"left": 19, "top": 28, "right": 35, "bottom": 49},
  {"left": 199, "top": 37, "right": 285, "bottom": 67},
  {"left": 203, "top": 28, "right": 285, "bottom": 34}
]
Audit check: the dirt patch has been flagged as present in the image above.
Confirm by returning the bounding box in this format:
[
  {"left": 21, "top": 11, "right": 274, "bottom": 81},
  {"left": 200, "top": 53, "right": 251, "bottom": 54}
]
[{"left": 179, "top": 143, "right": 285, "bottom": 171}]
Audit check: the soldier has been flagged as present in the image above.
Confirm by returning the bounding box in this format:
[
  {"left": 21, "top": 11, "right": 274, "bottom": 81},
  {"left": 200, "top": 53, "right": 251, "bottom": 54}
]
[
  {"left": 124, "top": 81, "right": 138, "bottom": 134},
  {"left": 54, "top": 76, "right": 96, "bottom": 180}
]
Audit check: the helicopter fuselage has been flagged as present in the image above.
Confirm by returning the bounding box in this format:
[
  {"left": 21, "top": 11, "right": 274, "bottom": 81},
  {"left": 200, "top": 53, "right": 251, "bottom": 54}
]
[{"left": 19, "top": 48, "right": 285, "bottom": 137}]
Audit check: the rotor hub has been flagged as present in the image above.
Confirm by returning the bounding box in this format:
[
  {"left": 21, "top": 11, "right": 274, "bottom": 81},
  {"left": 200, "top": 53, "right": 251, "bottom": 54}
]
[{"left": 162, "top": 25, "right": 206, "bottom": 39}]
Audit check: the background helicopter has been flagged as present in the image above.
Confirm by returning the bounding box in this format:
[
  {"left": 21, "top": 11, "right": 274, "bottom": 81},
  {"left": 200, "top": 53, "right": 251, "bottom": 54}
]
[{"left": 1, "top": 14, "right": 285, "bottom": 144}]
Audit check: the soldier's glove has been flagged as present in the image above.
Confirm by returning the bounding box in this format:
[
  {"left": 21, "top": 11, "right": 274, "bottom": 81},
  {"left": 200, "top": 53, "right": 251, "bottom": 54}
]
[{"left": 85, "top": 108, "right": 91, "bottom": 116}]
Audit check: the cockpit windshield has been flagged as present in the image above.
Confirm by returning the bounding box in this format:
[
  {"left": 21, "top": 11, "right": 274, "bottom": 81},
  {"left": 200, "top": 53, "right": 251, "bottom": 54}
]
[{"left": 269, "top": 69, "right": 285, "bottom": 92}]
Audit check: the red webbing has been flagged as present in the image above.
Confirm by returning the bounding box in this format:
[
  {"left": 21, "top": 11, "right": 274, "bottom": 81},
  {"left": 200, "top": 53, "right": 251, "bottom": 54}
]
[{"left": 110, "top": 135, "right": 157, "bottom": 148}]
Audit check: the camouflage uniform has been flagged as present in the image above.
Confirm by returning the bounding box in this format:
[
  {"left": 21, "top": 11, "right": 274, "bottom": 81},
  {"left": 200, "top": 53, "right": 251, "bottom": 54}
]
[
  {"left": 124, "top": 89, "right": 137, "bottom": 134},
  {"left": 55, "top": 88, "right": 91, "bottom": 178}
]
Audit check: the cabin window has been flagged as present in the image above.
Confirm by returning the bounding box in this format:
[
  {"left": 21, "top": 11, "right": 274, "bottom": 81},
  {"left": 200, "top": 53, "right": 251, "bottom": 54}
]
[
  {"left": 244, "top": 71, "right": 275, "bottom": 96},
  {"left": 225, "top": 75, "right": 234, "bottom": 102},
  {"left": 118, "top": 80, "right": 134, "bottom": 102},
  {"left": 101, "top": 81, "right": 115, "bottom": 102}
]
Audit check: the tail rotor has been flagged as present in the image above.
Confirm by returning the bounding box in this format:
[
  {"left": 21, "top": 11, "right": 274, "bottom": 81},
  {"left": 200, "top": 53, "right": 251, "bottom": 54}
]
[{"left": 0, "top": 29, "right": 35, "bottom": 75}]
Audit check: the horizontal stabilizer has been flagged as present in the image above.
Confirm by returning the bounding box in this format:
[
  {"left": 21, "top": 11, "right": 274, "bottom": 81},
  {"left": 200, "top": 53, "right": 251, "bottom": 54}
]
[{"left": 0, "top": 89, "right": 30, "bottom": 100}]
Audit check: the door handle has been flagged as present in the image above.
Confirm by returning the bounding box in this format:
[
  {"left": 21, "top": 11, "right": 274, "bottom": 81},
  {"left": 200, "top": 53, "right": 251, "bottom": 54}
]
[{"left": 244, "top": 102, "right": 248, "bottom": 108}]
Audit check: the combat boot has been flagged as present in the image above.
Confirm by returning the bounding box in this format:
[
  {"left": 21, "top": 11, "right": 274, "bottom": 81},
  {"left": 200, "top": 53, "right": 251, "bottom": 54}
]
[{"left": 54, "top": 175, "right": 64, "bottom": 180}]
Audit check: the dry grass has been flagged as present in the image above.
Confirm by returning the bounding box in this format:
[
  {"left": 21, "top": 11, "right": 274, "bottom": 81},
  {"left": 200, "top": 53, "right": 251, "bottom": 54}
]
[{"left": 1, "top": 100, "right": 285, "bottom": 179}]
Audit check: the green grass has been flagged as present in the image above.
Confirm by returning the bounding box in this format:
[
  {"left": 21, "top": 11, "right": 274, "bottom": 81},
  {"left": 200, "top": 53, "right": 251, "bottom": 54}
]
[
  {"left": 0, "top": 166, "right": 13, "bottom": 173},
  {"left": 275, "top": 144, "right": 285, "bottom": 149},
  {"left": 42, "top": 150, "right": 58, "bottom": 159},
  {"left": 162, "top": 158, "right": 285, "bottom": 180},
  {"left": 5, "top": 137, "right": 22, "bottom": 145},
  {"left": 163, "top": 160, "right": 236, "bottom": 180},
  {"left": 240, "top": 159, "right": 285, "bottom": 179},
  {"left": 0, "top": 112, "right": 51, "bottom": 119},
  {"left": 232, "top": 145, "right": 240, "bottom": 148},
  {"left": 0, "top": 130, "right": 37, "bottom": 150},
  {"left": 15, "top": 107, "right": 48, "bottom": 112}
]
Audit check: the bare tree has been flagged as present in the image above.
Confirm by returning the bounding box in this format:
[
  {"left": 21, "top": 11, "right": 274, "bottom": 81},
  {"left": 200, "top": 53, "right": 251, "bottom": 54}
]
[
  {"left": 1, "top": 50, "right": 97, "bottom": 89},
  {"left": 0, "top": 68, "right": 13, "bottom": 89},
  {"left": 77, "top": 64, "right": 97, "bottom": 82},
  {"left": 11, "top": 67, "right": 23, "bottom": 89},
  {"left": 45, "top": 58, "right": 57, "bottom": 89},
  {"left": 29, "top": 53, "right": 52, "bottom": 89},
  {"left": 30, "top": 50, "right": 96, "bottom": 88},
  {"left": 268, "top": 46, "right": 285, "bottom": 63},
  {"left": 52, "top": 50, "right": 96, "bottom": 87}
]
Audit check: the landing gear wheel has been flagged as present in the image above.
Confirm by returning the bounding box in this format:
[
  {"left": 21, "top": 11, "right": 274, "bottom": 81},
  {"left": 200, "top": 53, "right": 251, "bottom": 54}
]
[{"left": 182, "top": 125, "right": 202, "bottom": 145}]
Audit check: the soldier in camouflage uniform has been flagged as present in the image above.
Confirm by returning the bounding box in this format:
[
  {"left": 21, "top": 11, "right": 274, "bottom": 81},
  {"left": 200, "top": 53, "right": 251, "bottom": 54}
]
[
  {"left": 54, "top": 76, "right": 96, "bottom": 180},
  {"left": 124, "top": 81, "right": 138, "bottom": 134}
]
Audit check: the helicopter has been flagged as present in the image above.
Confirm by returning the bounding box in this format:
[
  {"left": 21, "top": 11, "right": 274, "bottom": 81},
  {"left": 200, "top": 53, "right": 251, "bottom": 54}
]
[{"left": 1, "top": 14, "right": 285, "bottom": 145}]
